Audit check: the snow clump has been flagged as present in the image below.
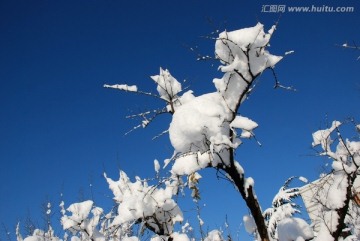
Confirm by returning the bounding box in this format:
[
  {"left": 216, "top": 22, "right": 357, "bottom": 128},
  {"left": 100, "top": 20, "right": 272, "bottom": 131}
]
[{"left": 169, "top": 23, "right": 282, "bottom": 176}]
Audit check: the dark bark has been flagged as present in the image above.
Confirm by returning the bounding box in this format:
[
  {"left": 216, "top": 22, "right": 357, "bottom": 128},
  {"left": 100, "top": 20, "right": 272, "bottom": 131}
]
[
  {"left": 219, "top": 148, "right": 269, "bottom": 241},
  {"left": 221, "top": 68, "right": 270, "bottom": 240},
  {"left": 223, "top": 165, "right": 269, "bottom": 240}
]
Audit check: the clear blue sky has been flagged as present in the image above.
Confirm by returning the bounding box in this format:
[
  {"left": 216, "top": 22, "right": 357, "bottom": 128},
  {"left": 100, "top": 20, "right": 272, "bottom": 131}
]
[{"left": 1, "top": 0, "right": 359, "bottom": 239}]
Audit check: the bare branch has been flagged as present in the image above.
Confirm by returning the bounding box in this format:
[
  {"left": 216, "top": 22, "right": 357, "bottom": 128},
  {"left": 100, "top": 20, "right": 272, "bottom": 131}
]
[{"left": 271, "top": 67, "right": 297, "bottom": 91}]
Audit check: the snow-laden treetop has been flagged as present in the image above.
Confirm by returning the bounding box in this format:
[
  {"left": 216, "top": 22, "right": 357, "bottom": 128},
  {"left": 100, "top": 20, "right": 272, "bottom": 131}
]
[
  {"left": 169, "top": 23, "right": 283, "bottom": 176},
  {"left": 102, "top": 23, "right": 285, "bottom": 241},
  {"left": 215, "top": 23, "right": 281, "bottom": 81}
]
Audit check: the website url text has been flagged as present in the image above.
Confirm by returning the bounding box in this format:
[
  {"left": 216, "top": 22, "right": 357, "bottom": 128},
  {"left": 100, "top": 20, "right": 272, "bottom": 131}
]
[{"left": 262, "top": 5, "right": 355, "bottom": 13}]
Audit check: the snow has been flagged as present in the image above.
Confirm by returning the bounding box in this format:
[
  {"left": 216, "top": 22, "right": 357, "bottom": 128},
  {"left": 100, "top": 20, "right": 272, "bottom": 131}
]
[
  {"left": 234, "top": 161, "right": 244, "bottom": 175},
  {"left": 299, "top": 176, "right": 308, "bottom": 183},
  {"left": 61, "top": 200, "right": 93, "bottom": 230},
  {"left": 169, "top": 90, "right": 253, "bottom": 175},
  {"left": 150, "top": 236, "right": 163, "bottom": 241},
  {"left": 230, "top": 115, "right": 258, "bottom": 130},
  {"left": 154, "top": 159, "right": 160, "bottom": 173},
  {"left": 168, "top": 91, "right": 240, "bottom": 174},
  {"left": 310, "top": 122, "right": 360, "bottom": 210},
  {"left": 59, "top": 201, "right": 65, "bottom": 215},
  {"left": 285, "top": 50, "right": 295, "bottom": 55},
  {"left": 168, "top": 23, "right": 283, "bottom": 177},
  {"left": 312, "top": 120, "right": 341, "bottom": 150},
  {"left": 171, "top": 232, "right": 190, "bottom": 241},
  {"left": 215, "top": 23, "right": 282, "bottom": 83},
  {"left": 177, "top": 90, "right": 195, "bottom": 105},
  {"left": 204, "top": 230, "right": 223, "bottom": 241},
  {"left": 244, "top": 177, "right": 254, "bottom": 197},
  {"left": 197, "top": 215, "right": 204, "bottom": 226},
  {"left": 243, "top": 215, "right": 256, "bottom": 234},
  {"left": 302, "top": 122, "right": 360, "bottom": 239},
  {"left": 104, "top": 171, "right": 183, "bottom": 234},
  {"left": 103, "top": 84, "right": 138, "bottom": 92},
  {"left": 230, "top": 115, "right": 258, "bottom": 138},
  {"left": 21, "top": 228, "right": 61, "bottom": 241},
  {"left": 17, "top": 22, "right": 305, "bottom": 241},
  {"left": 122, "top": 237, "right": 139, "bottom": 241},
  {"left": 277, "top": 217, "right": 313, "bottom": 241},
  {"left": 23, "top": 236, "right": 42, "bottom": 241},
  {"left": 151, "top": 67, "right": 182, "bottom": 102},
  {"left": 181, "top": 222, "right": 191, "bottom": 233},
  {"left": 325, "top": 172, "right": 349, "bottom": 209},
  {"left": 169, "top": 92, "right": 231, "bottom": 153},
  {"left": 70, "top": 237, "right": 80, "bottom": 241},
  {"left": 151, "top": 234, "right": 189, "bottom": 241},
  {"left": 171, "top": 152, "right": 211, "bottom": 175},
  {"left": 315, "top": 216, "right": 338, "bottom": 241}
]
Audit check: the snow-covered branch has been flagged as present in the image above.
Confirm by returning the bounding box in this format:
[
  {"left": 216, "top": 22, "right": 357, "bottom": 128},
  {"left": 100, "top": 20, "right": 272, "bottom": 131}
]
[{"left": 304, "top": 120, "right": 360, "bottom": 240}]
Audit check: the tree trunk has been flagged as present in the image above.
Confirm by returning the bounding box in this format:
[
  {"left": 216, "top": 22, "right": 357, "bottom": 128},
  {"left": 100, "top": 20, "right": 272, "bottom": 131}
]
[{"left": 221, "top": 150, "right": 269, "bottom": 241}]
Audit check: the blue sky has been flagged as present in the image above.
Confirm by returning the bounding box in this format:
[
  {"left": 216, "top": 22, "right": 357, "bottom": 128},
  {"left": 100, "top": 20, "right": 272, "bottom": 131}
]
[{"left": 0, "top": 0, "right": 359, "bottom": 239}]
